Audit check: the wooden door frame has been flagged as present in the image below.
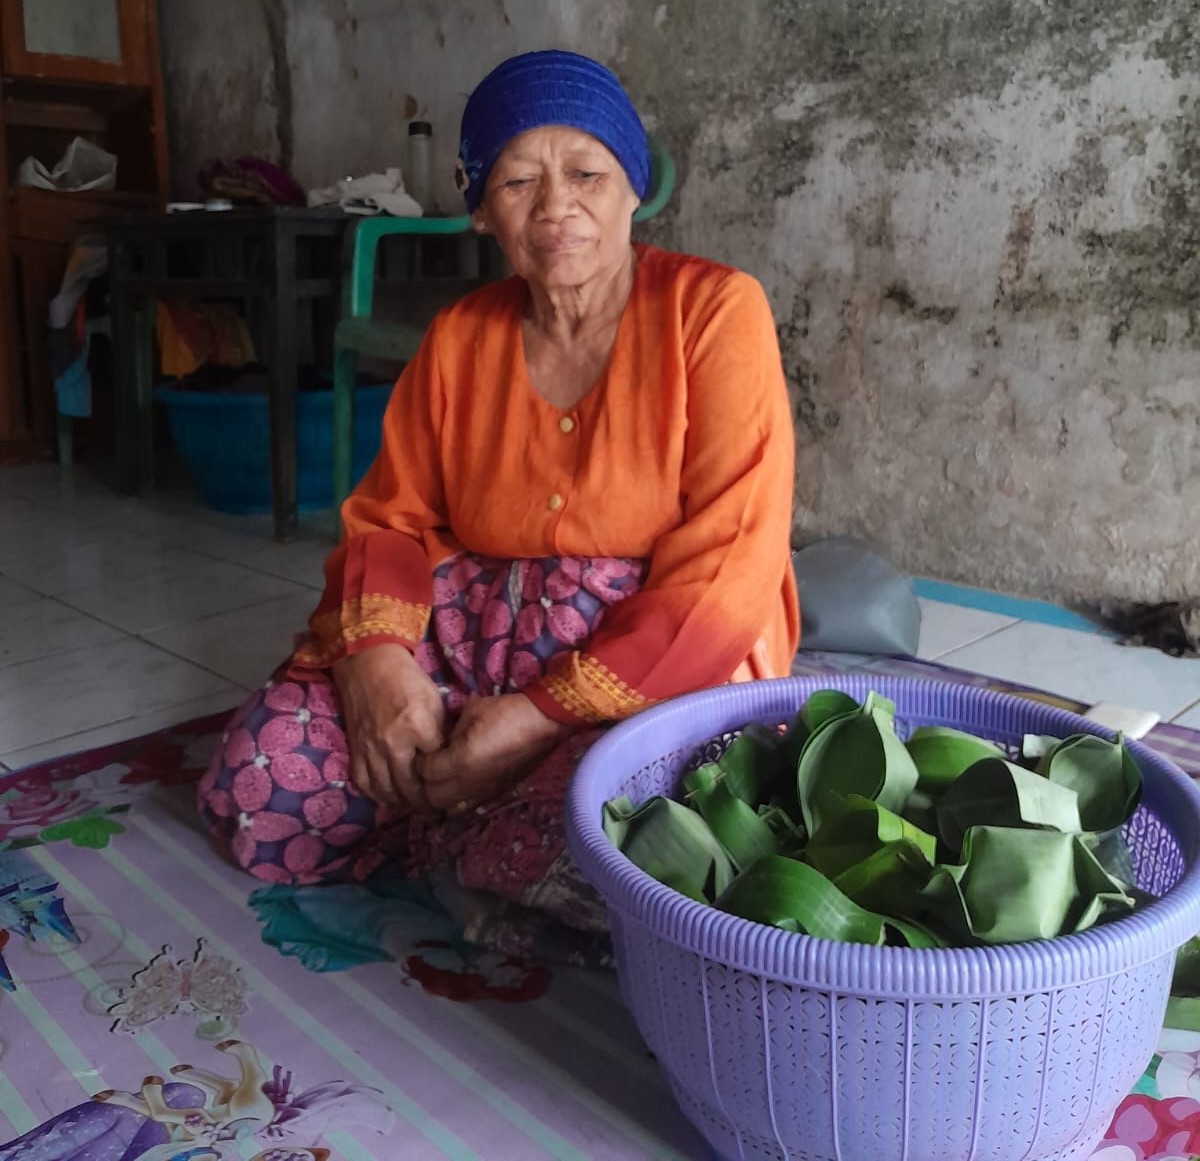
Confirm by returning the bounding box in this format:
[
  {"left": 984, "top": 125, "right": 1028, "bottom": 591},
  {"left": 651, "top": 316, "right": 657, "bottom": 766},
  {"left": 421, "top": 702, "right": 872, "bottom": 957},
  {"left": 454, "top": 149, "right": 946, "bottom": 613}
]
[{"left": 0, "top": 26, "right": 21, "bottom": 441}]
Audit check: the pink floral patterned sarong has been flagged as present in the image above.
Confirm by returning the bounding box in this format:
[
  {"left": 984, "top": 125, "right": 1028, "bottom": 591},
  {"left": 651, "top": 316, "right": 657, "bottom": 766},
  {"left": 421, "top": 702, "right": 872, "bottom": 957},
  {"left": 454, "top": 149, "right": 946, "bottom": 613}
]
[{"left": 198, "top": 552, "right": 646, "bottom": 961}]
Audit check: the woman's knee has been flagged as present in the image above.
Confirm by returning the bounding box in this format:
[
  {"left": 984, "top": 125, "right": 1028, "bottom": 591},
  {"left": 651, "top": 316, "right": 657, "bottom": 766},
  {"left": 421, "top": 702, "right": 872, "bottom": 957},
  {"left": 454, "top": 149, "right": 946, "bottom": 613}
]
[
  {"left": 197, "top": 676, "right": 376, "bottom": 884},
  {"left": 201, "top": 784, "right": 376, "bottom": 886}
]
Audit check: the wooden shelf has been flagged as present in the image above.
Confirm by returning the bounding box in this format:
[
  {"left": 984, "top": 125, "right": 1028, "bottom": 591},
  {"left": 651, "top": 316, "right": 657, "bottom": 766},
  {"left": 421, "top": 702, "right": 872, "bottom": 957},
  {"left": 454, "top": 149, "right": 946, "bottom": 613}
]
[
  {"left": 9, "top": 187, "right": 161, "bottom": 244},
  {"left": 0, "top": 0, "right": 167, "bottom": 446},
  {"left": 3, "top": 74, "right": 148, "bottom": 103},
  {"left": 5, "top": 96, "right": 107, "bottom": 132}
]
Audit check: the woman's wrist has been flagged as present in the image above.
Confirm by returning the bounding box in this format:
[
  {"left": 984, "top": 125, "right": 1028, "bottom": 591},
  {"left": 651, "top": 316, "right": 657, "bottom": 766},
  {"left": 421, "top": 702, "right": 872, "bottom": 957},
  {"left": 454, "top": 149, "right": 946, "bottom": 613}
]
[
  {"left": 518, "top": 691, "right": 577, "bottom": 744},
  {"left": 334, "top": 640, "right": 413, "bottom": 668},
  {"left": 332, "top": 642, "right": 424, "bottom": 695},
  {"left": 521, "top": 678, "right": 591, "bottom": 731}
]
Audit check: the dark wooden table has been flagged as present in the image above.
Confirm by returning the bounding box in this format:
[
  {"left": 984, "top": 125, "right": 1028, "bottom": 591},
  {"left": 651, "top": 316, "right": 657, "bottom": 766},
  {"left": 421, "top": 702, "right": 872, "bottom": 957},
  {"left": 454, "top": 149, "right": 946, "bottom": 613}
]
[{"left": 105, "top": 206, "right": 351, "bottom": 541}]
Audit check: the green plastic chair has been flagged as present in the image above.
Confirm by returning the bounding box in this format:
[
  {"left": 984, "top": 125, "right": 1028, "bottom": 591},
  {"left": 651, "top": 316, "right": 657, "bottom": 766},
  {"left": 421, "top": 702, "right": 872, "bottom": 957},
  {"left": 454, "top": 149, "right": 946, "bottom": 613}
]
[{"left": 331, "top": 139, "right": 676, "bottom": 508}]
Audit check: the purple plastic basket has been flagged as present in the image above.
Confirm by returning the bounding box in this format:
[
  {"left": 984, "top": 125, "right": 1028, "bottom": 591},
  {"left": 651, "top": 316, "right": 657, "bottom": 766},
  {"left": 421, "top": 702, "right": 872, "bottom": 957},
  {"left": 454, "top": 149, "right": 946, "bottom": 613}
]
[{"left": 565, "top": 676, "right": 1200, "bottom": 1161}]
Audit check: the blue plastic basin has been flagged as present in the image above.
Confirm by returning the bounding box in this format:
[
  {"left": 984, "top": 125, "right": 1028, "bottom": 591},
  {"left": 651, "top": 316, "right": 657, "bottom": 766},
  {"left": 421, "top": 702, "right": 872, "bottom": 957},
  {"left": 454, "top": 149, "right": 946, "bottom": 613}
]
[{"left": 154, "top": 382, "right": 391, "bottom": 514}]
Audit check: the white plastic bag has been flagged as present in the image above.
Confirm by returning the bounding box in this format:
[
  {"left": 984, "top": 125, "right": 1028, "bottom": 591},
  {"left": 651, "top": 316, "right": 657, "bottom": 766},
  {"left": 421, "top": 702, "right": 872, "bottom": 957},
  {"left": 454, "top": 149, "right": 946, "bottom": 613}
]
[
  {"left": 307, "top": 168, "right": 422, "bottom": 216},
  {"left": 16, "top": 136, "right": 117, "bottom": 192}
]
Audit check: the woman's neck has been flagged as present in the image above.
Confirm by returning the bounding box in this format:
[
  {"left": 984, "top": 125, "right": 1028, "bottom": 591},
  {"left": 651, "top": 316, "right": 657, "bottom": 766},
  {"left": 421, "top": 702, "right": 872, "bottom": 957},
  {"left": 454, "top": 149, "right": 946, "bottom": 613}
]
[{"left": 524, "top": 245, "right": 637, "bottom": 344}]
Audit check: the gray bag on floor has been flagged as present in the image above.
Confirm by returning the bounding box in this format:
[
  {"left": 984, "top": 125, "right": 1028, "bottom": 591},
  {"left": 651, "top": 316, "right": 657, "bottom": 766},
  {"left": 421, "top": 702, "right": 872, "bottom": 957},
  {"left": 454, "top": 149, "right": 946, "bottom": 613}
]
[{"left": 792, "top": 536, "right": 922, "bottom": 656}]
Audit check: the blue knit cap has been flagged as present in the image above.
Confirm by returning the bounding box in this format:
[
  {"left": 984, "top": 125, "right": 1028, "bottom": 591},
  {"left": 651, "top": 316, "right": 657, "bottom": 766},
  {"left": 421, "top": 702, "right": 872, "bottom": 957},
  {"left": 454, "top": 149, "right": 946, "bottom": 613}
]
[{"left": 456, "top": 50, "right": 650, "bottom": 212}]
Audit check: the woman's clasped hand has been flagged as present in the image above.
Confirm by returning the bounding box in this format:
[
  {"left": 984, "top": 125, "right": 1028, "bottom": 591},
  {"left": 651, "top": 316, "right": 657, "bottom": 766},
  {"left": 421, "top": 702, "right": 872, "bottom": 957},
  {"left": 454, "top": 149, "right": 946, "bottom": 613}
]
[{"left": 335, "top": 646, "right": 570, "bottom": 815}]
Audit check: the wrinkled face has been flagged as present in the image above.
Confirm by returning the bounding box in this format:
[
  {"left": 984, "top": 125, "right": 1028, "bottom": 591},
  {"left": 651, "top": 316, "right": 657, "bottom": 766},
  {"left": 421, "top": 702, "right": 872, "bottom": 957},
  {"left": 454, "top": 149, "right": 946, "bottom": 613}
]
[{"left": 474, "top": 125, "right": 640, "bottom": 291}]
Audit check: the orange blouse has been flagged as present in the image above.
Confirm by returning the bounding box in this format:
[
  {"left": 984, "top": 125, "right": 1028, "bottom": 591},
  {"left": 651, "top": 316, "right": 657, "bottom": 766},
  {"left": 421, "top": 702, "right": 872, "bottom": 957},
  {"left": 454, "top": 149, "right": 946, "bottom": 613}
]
[{"left": 294, "top": 244, "right": 800, "bottom": 725}]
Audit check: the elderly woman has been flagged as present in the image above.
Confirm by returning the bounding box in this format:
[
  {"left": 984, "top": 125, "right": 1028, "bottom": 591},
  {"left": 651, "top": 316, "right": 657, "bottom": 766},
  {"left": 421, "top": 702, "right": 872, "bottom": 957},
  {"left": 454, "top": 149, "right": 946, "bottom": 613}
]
[{"left": 198, "top": 49, "right": 799, "bottom": 957}]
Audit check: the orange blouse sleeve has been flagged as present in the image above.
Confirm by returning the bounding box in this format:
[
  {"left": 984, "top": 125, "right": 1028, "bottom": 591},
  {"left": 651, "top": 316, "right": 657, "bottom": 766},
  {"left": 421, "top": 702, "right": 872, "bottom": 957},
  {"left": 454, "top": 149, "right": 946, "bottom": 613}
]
[
  {"left": 291, "top": 315, "right": 451, "bottom": 670},
  {"left": 523, "top": 270, "right": 797, "bottom": 725}
]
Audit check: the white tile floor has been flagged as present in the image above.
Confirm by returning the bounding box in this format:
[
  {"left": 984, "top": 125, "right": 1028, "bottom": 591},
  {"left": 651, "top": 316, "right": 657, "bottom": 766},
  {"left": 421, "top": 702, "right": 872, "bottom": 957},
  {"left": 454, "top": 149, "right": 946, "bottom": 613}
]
[
  {"left": 0, "top": 460, "right": 1198, "bottom": 772},
  {"left": 0, "top": 462, "right": 334, "bottom": 769}
]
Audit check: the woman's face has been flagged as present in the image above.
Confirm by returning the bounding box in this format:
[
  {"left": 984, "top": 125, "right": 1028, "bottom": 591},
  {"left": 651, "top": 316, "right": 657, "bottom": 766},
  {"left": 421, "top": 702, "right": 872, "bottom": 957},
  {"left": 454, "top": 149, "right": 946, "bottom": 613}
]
[{"left": 475, "top": 125, "right": 640, "bottom": 292}]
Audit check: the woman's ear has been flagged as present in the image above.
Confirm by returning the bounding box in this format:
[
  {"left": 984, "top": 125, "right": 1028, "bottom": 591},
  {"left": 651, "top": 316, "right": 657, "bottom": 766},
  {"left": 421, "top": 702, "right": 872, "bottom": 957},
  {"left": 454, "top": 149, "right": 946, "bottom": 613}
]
[
  {"left": 624, "top": 173, "right": 641, "bottom": 218},
  {"left": 471, "top": 208, "right": 489, "bottom": 234}
]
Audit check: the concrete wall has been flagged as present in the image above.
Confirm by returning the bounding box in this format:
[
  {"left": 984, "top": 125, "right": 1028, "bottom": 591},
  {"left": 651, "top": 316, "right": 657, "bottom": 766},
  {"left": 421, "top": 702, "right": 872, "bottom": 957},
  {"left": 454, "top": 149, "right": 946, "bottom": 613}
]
[
  {"left": 158, "top": 0, "right": 1200, "bottom": 606},
  {"left": 157, "top": 2, "right": 281, "bottom": 196}
]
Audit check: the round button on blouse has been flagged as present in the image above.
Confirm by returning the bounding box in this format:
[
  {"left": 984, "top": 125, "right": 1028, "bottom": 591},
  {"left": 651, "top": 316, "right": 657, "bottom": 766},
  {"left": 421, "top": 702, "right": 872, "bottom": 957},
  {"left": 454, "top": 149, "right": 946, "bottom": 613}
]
[
  {"left": 548, "top": 493, "right": 564, "bottom": 511},
  {"left": 559, "top": 416, "right": 576, "bottom": 433}
]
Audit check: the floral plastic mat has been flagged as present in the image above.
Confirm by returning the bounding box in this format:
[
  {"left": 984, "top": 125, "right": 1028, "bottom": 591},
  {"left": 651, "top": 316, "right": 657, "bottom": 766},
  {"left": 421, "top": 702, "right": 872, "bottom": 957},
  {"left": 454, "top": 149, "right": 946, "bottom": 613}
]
[{"left": 0, "top": 653, "right": 1197, "bottom": 1160}]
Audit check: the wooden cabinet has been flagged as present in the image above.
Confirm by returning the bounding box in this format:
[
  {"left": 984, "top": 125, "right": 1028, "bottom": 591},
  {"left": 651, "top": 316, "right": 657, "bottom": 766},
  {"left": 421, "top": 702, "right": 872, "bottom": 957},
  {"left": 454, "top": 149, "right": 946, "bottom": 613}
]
[
  {"left": 0, "top": 0, "right": 166, "bottom": 453},
  {"left": 1, "top": 0, "right": 151, "bottom": 87}
]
